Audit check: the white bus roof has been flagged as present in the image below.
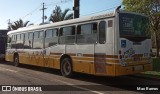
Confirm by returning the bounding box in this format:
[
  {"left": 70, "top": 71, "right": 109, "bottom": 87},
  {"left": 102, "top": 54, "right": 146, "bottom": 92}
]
[
  {"left": 7, "top": 11, "right": 115, "bottom": 35},
  {"left": 7, "top": 10, "right": 147, "bottom": 35}
]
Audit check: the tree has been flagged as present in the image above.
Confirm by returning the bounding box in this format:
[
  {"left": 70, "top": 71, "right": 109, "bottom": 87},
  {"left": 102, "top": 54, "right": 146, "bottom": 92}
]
[
  {"left": 9, "top": 19, "right": 30, "bottom": 30},
  {"left": 49, "top": 6, "right": 73, "bottom": 23},
  {"left": 123, "top": 0, "right": 160, "bottom": 57}
]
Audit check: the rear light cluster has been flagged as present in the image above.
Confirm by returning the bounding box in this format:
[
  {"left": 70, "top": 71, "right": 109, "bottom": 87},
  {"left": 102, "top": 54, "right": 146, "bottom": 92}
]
[
  {"left": 119, "top": 50, "right": 124, "bottom": 59},
  {"left": 150, "top": 49, "right": 152, "bottom": 57},
  {"left": 119, "top": 50, "right": 127, "bottom": 66}
]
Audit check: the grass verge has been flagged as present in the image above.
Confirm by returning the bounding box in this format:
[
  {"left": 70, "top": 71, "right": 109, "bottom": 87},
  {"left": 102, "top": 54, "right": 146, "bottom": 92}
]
[{"left": 142, "top": 58, "right": 160, "bottom": 78}]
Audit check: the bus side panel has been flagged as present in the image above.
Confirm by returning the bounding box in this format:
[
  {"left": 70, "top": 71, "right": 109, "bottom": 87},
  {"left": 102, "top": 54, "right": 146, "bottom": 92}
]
[
  {"left": 5, "top": 49, "right": 14, "bottom": 62},
  {"left": 66, "top": 45, "right": 94, "bottom": 74},
  {"left": 5, "top": 52, "right": 14, "bottom": 62},
  {"left": 48, "top": 45, "right": 66, "bottom": 69}
]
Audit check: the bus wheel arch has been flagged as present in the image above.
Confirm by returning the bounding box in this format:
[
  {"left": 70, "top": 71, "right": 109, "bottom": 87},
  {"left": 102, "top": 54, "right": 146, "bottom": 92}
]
[
  {"left": 13, "top": 53, "right": 20, "bottom": 67},
  {"left": 60, "top": 54, "right": 73, "bottom": 77}
]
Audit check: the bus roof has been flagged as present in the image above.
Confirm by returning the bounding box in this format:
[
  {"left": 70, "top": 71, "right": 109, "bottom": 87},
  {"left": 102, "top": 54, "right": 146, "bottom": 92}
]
[
  {"left": 7, "top": 11, "right": 116, "bottom": 35},
  {"left": 7, "top": 10, "right": 147, "bottom": 35}
]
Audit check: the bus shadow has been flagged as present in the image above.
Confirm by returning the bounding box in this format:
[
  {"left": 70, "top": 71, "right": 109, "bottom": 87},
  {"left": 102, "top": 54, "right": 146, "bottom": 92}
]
[
  {"left": 70, "top": 73, "right": 158, "bottom": 94},
  {"left": 20, "top": 65, "right": 159, "bottom": 93},
  {"left": 1, "top": 61, "right": 61, "bottom": 76}
]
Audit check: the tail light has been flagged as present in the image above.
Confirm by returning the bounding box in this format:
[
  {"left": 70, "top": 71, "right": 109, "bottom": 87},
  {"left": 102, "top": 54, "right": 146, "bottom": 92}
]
[
  {"left": 119, "top": 50, "right": 122, "bottom": 54},
  {"left": 119, "top": 50, "right": 122, "bottom": 59},
  {"left": 150, "top": 49, "right": 152, "bottom": 57}
]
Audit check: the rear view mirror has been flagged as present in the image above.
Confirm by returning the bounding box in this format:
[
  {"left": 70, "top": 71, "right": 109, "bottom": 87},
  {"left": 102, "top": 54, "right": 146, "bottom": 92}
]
[{"left": 7, "top": 37, "right": 11, "bottom": 43}]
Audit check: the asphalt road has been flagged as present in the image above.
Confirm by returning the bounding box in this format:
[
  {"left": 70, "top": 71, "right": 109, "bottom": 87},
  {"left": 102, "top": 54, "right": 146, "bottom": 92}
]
[{"left": 0, "top": 62, "right": 159, "bottom": 94}]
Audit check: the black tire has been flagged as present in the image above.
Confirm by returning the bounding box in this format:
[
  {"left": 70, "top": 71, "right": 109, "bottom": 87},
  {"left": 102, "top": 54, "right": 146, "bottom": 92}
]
[
  {"left": 14, "top": 55, "right": 19, "bottom": 67},
  {"left": 60, "top": 58, "right": 73, "bottom": 77}
]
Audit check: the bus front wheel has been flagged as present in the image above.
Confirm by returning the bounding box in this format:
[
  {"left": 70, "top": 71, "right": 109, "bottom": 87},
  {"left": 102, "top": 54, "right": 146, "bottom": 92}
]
[
  {"left": 60, "top": 58, "right": 73, "bottom": 77},
  {"left": 14, "top": 55, "right": 19, "bottom": 67}
]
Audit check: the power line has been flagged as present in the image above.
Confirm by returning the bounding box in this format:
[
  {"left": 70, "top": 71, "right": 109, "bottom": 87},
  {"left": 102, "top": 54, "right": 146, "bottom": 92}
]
[
  {"left": 21, "top": 5, "right": 41, "bottom": 19},
  {"left": 5, "top": 4, "right": 41, "bottom": 26},
  {"left": 46, "top": 0, "right": 72, "bottom": 6},
  {"left": 32, "top": 17, "right": 42, "bottom": 24},
  {"left": 8, "top": 0, "right": 72, "bottom": 25},
  {"left": 0, "top": 20, "right": 8, "bottom": 27},
  {"left": 81, "top": 6, "right": 118, "bottom": 16}
]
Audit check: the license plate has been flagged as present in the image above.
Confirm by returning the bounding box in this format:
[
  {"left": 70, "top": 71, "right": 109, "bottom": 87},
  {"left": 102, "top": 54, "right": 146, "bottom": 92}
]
[{"left": 134, "top": 65, "right": 143, "bottom": 71}]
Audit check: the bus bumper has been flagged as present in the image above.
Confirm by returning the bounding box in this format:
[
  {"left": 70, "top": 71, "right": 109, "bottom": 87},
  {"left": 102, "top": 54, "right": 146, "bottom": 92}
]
[{"left": 114, "top": 63, "right": 152, "bottom": 76}]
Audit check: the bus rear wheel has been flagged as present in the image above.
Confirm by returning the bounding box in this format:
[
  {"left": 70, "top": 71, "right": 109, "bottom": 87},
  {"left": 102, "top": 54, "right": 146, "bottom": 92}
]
[
  {"left": 14, "top": 55, "right": 19, "bottom": 67},
  {"left": 60, "top": 58, "right": 73, "bottom": 77}
]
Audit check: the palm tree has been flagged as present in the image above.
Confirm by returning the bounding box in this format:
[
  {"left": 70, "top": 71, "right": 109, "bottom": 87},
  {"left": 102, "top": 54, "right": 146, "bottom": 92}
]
[
  {"left": 49, "top": 6, "right": 73, "bottom": 23},
  {"left": 10, "top": 19, "right": 30, "bottom": 30}
]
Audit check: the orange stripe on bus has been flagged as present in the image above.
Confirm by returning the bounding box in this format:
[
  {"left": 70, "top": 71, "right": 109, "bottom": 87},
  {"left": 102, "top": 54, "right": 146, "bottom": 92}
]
[
  {"left": 83, "top": 54, "right": 94, "bottom": 57},
  {"left": 106, "top": 55, "right": 118, "bottom": 58},
  {"left": 49, "top": 53, "right": 118, "bottom": 59},
  {"left": 73, "top": 57, "right": 94, "bottom": 61},
  {"left": 50, "top": 53, "right": 62, "bottom": 55},
  {"left": 106, "top": 59, "right": 119, "bottom": 63}
]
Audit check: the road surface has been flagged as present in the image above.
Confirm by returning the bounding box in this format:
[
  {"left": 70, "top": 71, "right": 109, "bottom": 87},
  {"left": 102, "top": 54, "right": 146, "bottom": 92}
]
[{"left": 0, "top": 62, "right": 159, "bottom": 94}]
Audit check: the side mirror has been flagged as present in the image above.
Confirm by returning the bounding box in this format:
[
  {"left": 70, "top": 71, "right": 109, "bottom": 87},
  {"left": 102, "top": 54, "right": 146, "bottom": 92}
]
[{"left": 7, "top": 37, "right": 11, "bottom": 43}]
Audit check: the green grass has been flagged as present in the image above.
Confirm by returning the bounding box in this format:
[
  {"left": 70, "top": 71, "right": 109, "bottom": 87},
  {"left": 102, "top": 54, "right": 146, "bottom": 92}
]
[
  {"left": 142, "top": 58, "right": 160, "bottom": 78},
  {"left": 152, "top": 58, "right": 160, "bottom": 71}
]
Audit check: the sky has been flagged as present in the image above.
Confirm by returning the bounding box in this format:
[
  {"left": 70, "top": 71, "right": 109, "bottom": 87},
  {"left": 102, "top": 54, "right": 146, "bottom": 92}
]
[{"left": 0, "top": 0, "right": 122, "bottom": 29}]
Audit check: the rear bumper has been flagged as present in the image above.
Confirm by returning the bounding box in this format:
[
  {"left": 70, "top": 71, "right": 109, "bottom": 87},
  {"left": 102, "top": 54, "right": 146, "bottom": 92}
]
[{"left": 115, "top": 63, "right": 152, "bottom": 76}]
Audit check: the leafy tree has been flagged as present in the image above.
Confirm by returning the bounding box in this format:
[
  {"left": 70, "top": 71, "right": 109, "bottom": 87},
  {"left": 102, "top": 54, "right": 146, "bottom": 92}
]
[
  {"left": 9, "top": 19, "right": 30, "bottom": 30},
  {"left": 123, "top": 0, "right": 160, "bottom": 57},
  {"left": 49, "top": 6, "right": 73, "bottom": 23}
]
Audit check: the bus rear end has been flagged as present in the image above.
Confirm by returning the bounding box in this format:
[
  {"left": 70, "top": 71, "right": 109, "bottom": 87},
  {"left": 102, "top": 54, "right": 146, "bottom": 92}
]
[{"left": 115, "top": 12, "right": 152, "bottom": 76}]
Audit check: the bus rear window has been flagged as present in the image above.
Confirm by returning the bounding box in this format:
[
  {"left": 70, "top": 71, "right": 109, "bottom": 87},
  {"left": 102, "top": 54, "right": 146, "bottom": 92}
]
[{"left": 119, "top": 13, "right": 150, "bottom": 38}]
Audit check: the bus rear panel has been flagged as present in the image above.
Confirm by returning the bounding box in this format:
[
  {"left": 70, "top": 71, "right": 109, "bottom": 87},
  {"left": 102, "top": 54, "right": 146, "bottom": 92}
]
[{"left": 114, "top": 12, "right": 152, "bottom": 76}]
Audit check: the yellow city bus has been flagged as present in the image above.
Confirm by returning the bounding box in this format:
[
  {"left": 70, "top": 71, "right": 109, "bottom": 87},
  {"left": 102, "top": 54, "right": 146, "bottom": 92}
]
[{"left": 5, "top": 10, "right": 152, "bottom": 77}]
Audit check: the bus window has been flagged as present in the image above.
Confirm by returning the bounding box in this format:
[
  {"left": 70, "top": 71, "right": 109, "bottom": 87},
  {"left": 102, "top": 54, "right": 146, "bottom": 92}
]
[
  {"left": 39, "top": 31, "right": 44, "bottom": 38},
  {"left": 53, "top": 29, "right": 58, "bottom": 37},
  {"left": 99, "top": 21, "right": 106, "bottom": 44},
  {"left": 14, "top": 35, "right": 17, "bottom": 41},
  {"left": 7, "top": 35, "right": 12, "bottom": 49},
  {"left": 77, "top": 23, "right": 97, "bottom": 44},
  {"left": 33, "top": 31, "right": 44, "bottom": 49},
  {"left": 24, "top": 33, "right": 30, "bottom": 49},
  {"left": 21, "top": 34, "right": 24, "bottom": 41},
  {"left": 17, "top": 34, "right": 20, "bottom": 41},
  {"left": 45, "top": 29, "right": 53, "bottom": 38},
  {"left": 45, "top": 29, "right": 58, "bottom": 48},
  {"left": 93, "top": 23, "right": 97, "bottom": 33},
  {"left": 59, "top": 26, "right": 75, "bottom": 44},
  {"left": 25, "top": 33, "right": 28, "bottom": 40},
  {"left": 28, "top": 32, "right": 33, "bottom": 48},
  {"left": 29, "top": 32, "right": 33, "bottom": 39},
  {"left": 16, "top": 34, "right": 24, "bottom": 49},
  {"left": 34, "top": 31, "right": 39, "bottom": 39},
  {"left": 11, "top": 34, "right": 17, "bottom": 49}
]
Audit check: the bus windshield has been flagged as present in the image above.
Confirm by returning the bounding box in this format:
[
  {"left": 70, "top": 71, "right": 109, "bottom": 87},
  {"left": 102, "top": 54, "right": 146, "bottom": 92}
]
[{"left": 119, "top": 13, "right": 150, "bottom": 38}]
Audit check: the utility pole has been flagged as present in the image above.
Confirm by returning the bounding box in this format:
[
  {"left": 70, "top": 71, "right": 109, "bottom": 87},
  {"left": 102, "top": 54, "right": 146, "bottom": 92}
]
[
  {"left": 8, "top": 19, "right": 11, "bottom": 26},
  {"left": 73, "top": 0, "right": 80, "bottom": 18},
  {"left": 40, "top": 3, "right": 47, "bottom": 24},
  {"left": 8, "top": 19, "right": 11, "bottom": 30}
]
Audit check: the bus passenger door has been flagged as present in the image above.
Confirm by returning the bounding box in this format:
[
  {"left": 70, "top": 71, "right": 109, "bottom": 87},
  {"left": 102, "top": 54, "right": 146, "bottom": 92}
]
[{"left": 94, "top": 21, "right": 108, "bottom": 75}]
